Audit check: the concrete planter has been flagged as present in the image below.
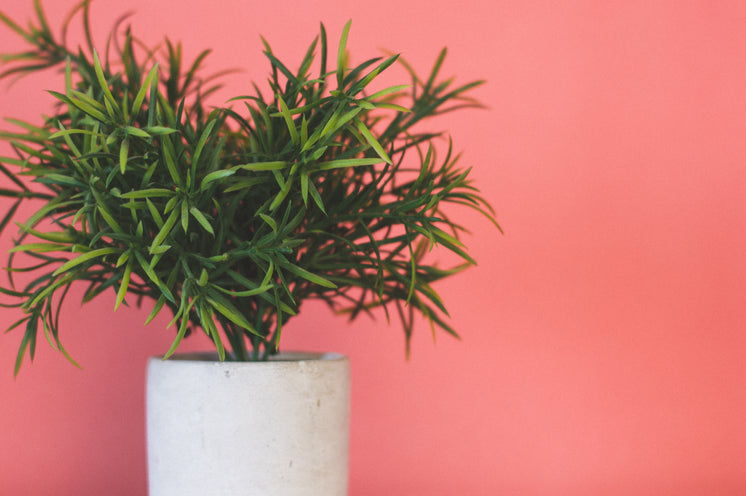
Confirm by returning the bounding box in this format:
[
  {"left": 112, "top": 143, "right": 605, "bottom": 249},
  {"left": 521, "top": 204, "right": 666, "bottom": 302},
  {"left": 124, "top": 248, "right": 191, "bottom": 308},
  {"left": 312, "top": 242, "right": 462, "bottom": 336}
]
[{"left": 146, "top": 352, "right": 350, "bottom": 496}]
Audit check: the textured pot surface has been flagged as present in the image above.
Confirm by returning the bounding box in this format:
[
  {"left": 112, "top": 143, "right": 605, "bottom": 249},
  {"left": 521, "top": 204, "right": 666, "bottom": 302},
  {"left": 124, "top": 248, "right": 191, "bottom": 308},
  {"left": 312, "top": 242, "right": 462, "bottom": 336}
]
[{"left": 146, "top": 352, "right": 350, "bottom": 496}]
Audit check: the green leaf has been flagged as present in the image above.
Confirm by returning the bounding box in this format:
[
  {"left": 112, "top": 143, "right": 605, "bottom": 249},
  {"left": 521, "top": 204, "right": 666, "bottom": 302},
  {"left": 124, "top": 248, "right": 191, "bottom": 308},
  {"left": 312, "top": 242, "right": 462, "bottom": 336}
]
[
  {"left": 116, "top": 251, "right": 130, "bottom": 267},
  {"left": 181, "top": 200, "right": 189, "bottom": 232},
  {"left": 269, "top": 175, "right": 293, "bottom": 211},
  {"left": 161, "top": 136, "right": 183, "bottom": 187},
  {"left": 200, "top": 169, "right": 236, "bottom": 191},
  {"left": 48, "top": 129, "right": 105, "bottom": 140},
  {"left": 9, "top": 242, "right": 69, "bottom": 253},
  {"left": 430, "top": 226, "right": 477, "bottom": 265},
  {"left": 367, "top": 84, "right": 410, "bottom": 101},
  {"left": 37, "top": 173, "right": 85, "bottom": 188},
  {"left": 355, "top": 118, "right": 391, "bottom": 164},
  {"left": 206, "top": 290, "right": 262, "bottom": 336},
  {"left": 48, "top": 90, "right": 109, "bottom": 123},
  {"left": 258, "top": 213, "right": 277, "bottom": 232},
  {"left": 120, "top": 189, "right": 175, "bottom": 199},
  {"left": 354, "top": 54, "right": 400, "bottom": 94},
  {"left": 199, "top": 303, "right": 225, "bottom": 361},
  {"left": 373, "top": 102, "right": 411, "bottom": 112},
  {"left": 134, "top": 251, "right": 175, "bottom": 303},
  {"left": 144, "top": 296, "right": 168, "bottom": 325},
  {"left": 24, "top": 272, "right": 75, "bottom": 310},
  {"left": 144, "top": 126, "right": 177, "bottom": 136},
  {"left": 279, "top": 260, "right": 337, "bottom": 289},
  {"left": 300, "top": 173, "right": 309, "bottom": 206},
  {"left": 300, "top": 115, "right": 309, "bottom": 146},
  {"left": 0, "top": 10, "right": 32, "bottom": 42},
  {"left": 131, "top": 63, "right": 159, "bottom": 117},
  {"left": 150, "top": 244, "right": 171, "bottom": 255},
  {"left": 192, "top": 119, "right": 217, "bottom": 168},
  {"left": 238, "top": 161, "right": 287, "bottom": 171},
  {"left": 14, "top": 326, "right": 34, "bottom": 377},
  {"left": 114, "top": 261, "right": 133, "bottom": 310},
  {"left": 198, "top": 268, "right": 209, "bottom": 287},
  {"left": 164, "top": 195, "right": 179, "bottom": 214},
  {"left": 97, "top": 205, "right": 123, "bottom": 233},
  {"left": 146, "top": 198, "right": 164, "bottom": 228},
  {"left": 68, "top": 89, "right": 109, "bottom": 115},
  {"left": 92, "top": 50, "right": 120, "bottom": 118},
  {"left": 163, "top": 297, "right": 196, "bottom": 359},
  {"left": 0, "top": 286, "right": 29, "bottom": 298},
  {"left": 0, "top": 157, "right": 31, "bottom": 191},
  {"left": 261, "top": 260, "right": 275, "bottom": 287},
  {"left": 22, "top": 198, "right": 76, "bottom": 230},
  {"left": 210, "top": 283, "right": 272, "bottom": 298},
  {"left": 32, "top": 0, "right": 52, "bottom": 41},
  {"left": 150, "top": 208, "right": 179, "bottom": 254},
  {"left": 276, "top": 95, "right": 299, "bottom": 146},
  {"left": 337, "top": 20, "right": 352, "bottom": 88},
  {"left": 303, "top": 105, "right": 361, "bottom": 153},
  {"left": 53, "top": 247, "right": 120, "bottom": 276},
  {"left": 424, "top": 47, "right": 447, "bottom": 94},
  {"left": 316, "top": 157, "right": 382, "bottom": 170},
  {"left": 190, "top": 207, "right": 214, "bottom": 235},
  {"left": 119, "top": 137, "right": 129, "bottom": 174},
  {"left": 224, "top": 177, "right": 267, "bottom": 193},
  {"left": 13, "top": 223, "right": 74, "bottom": 244},
  {"left": 125, "top": 126, "right": 151, "bottom": 138},
  {"left": 307, "top": 179, "right": 326, "bottom": 214}
]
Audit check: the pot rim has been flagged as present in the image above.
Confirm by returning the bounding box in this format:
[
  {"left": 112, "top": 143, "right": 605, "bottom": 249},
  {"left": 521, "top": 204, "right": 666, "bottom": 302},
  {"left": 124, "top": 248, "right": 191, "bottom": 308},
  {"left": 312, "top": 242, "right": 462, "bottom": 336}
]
[{"left": 149, "top": 351, "right": 347, "bottom": 363}]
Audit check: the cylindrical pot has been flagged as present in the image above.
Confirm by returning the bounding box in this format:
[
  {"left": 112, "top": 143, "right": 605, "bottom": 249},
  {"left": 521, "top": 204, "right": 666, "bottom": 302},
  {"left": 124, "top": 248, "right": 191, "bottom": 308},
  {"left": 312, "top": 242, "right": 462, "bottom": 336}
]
[{"left": 146, "top": 352, "right": 350, "bottom": 496}]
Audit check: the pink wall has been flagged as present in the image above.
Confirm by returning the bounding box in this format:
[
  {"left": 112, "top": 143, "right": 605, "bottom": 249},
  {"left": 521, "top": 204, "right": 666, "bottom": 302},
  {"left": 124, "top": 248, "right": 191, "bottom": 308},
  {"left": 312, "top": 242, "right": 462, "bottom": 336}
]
[{"left": 2, "top": 1, "right": 746, "bottom": 494}]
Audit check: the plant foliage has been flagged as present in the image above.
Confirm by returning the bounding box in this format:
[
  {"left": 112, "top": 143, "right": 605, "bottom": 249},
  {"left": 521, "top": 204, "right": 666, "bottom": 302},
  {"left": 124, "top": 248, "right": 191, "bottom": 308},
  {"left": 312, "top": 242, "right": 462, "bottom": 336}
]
[{"left": 0, "top": 0, "right": 499, "bottom": 374}]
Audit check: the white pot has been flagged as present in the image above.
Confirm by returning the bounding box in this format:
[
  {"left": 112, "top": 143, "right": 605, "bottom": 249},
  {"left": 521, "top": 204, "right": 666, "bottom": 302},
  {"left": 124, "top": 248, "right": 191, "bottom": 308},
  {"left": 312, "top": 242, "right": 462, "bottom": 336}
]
[{"left": 146, "top": 352, "right": 350, "bottom": 496}]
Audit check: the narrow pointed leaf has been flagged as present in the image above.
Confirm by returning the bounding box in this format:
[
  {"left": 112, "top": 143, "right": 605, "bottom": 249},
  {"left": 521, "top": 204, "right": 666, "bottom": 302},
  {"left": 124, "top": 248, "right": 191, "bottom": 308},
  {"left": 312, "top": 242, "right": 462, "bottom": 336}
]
[
  {"left": 92, "top": 50, "right": 120, "bottom": 117},
  {"left": 200, "top": 169, "right": 236, "bottom": 191},
  {"left": 280, "top": 261, "right": 336, "bottom": 289},
  {"left": 114, "top": 261, "right": 133, "bottom": 310},
  {"left": 238, "top": 161, "right": 287, "bottom": 171},
  {"left": 53, "top": 247, "right": 120, "bottom": 276},
  {"left": 192, "top": 119, "right": 217, "bottom": 167},
  {"left": 205, "top": 291, "right": 261, "bottom": 336},
  {"left": 355, "top": 119, "right": 391, "bottom": 164},
  {"left": 119, "top": 137, "right": 129, "bottom": 174},
  {"left": 131, "top": 63, "right": 159, "bottom": 116},
  {"left": 120, "top": 189, "right": 174, "bottom": 199},
  {"left": 337, "top": 20, "right": 352, "bottom": 88},
  {"left": 150, "top": 208, "right": 179, "bottom": 253},
  {"left": 276, "top": 95, "right": 299, "bottom": 145},
  {"left": 190, "top": 207, "right": 214, "bottom": 235},
  {"left": 316, "top": 157, "right": 382, "bottom": 170}
]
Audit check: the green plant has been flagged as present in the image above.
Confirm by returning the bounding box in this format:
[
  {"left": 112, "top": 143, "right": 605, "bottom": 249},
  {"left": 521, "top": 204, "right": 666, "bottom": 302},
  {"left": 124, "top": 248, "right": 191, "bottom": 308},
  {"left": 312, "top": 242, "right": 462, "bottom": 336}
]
[{"left": 0, "top": 0, "right": 499, "bottom": 374}]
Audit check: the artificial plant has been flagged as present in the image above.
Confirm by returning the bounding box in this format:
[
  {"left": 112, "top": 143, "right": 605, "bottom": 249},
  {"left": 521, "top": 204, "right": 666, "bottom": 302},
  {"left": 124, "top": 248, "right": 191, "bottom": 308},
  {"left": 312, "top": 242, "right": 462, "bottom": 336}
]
[{"left": 0, "top": 0, "right": 499, "bottom": 374}]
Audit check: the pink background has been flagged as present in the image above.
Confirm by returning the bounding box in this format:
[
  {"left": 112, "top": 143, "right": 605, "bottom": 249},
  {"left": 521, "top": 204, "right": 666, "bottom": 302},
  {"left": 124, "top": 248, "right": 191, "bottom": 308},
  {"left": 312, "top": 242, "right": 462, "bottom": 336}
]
[{"left": 2, "top": 1, "right": 746, "bottom": 494}]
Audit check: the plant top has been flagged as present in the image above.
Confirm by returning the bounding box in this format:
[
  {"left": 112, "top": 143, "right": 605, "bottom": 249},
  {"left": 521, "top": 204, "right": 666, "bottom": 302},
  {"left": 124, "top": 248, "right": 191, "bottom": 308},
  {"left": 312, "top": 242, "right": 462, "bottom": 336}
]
[{"left": 0, "top": 0, "right": 499, "bottom": 374}]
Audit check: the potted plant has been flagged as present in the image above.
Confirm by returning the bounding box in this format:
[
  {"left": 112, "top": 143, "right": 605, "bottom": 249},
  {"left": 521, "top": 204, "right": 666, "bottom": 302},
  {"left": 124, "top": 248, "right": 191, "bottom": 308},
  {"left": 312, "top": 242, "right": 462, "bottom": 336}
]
[{"left": 0, "top": 1, "right": 499, "bottom": 495}]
